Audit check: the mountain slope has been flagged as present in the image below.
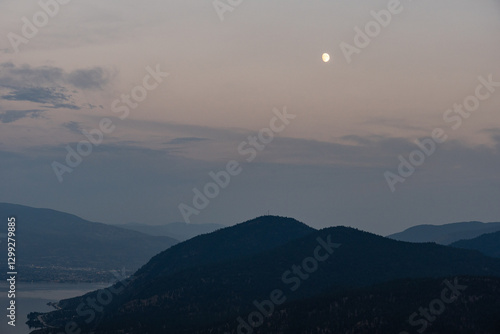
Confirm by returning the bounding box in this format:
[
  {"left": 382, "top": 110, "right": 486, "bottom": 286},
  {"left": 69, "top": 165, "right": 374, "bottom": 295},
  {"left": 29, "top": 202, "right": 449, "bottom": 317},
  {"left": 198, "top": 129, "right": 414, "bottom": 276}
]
[
  {"left": 200, "top": 276, "right": 500, "bottom": 334},
  {"left": 29, "top": 217, "right": 500, "bottom": 334},
  {"left": 115, "top": 222, "right": 226, "bottom": 241},
  {"left": 451, "top": 231, "right": 500, "bottom": 258},
  {"left": 134, "top": 215, "right": 317, "bottom": 281},
  {"left": 387, "top": 221, "right": 500, "bottom": 245},
  {"left": 0, "top": 203, "right": 178, "bottom": 281}
]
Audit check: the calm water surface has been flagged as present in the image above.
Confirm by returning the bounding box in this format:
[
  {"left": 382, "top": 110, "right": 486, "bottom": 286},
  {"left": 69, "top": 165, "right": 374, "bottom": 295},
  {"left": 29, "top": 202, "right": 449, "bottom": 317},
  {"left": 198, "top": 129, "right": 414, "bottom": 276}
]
[{"left": 0, "top": 282, "right": 109, "bottom": 334}]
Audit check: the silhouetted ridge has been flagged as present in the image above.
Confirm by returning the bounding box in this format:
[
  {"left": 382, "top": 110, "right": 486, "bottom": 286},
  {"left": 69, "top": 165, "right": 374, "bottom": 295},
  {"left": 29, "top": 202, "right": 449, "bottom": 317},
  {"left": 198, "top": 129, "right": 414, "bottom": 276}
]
[
  {"left": 135, "top": 215, "right": 316, "bottom": 279},
  {"left": 451, "top": 231, "right": 500, "bottom": 258}
]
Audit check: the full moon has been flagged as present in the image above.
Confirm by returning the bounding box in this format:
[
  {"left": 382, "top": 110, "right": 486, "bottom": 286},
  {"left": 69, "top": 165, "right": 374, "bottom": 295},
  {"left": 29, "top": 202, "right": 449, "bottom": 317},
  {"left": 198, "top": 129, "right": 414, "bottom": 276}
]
[{"left": 322, "top": 53, "right": 330, "bottom": 63}]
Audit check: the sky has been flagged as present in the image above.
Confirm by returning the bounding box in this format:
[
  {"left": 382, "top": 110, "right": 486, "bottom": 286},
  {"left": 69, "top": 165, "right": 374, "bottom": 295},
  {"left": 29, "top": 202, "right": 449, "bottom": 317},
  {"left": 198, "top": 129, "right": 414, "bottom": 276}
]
[{"left": 0, "top": 0, "right": 499, "bottom": 235}]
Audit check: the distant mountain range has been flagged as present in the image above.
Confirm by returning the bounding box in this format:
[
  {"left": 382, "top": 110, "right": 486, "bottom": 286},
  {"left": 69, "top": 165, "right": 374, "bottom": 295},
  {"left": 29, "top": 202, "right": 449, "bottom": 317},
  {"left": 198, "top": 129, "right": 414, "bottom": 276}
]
[
  {"left": 451, "top": 231, "right": 500, "bottom": 258},
  {"left": 29, "top": 216, "right": 500, "bottom": 334},
  {"left": 0, "top": 203, "right": 178, "bottom": 282},
  {"left": 386, "top": 221, "right": 500, "bottom": 245},
  {"left": 113, "top": 221, "right": 226, "bottom": 241}
]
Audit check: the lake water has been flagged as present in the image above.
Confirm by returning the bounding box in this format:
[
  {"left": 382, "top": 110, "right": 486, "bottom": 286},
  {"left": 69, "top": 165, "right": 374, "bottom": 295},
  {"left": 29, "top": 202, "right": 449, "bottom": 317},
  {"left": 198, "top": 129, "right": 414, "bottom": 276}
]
[{"left": 0, "top": 282, "right": 109, "bottom": 334}]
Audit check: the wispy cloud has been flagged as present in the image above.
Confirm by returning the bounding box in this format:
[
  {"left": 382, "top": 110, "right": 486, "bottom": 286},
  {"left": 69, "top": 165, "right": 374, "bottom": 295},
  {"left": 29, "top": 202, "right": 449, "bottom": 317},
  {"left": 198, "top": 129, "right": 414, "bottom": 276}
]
[
  {"left": 362, "top": 117, "right": 429, "bottom": 132},
  {"left": 0, "top": 63, "right": 114, "bottom": 118},
  {"left": 62, "top": 121, "right": 83, "bottom": 134},
  {"left": 66, "top": 67, "right": 111, "bottom": 90},
  {"left": 168, "top": 137, "right": 208, "bottom": 145},
  {"left": 0, "top": 63, "right": 111, "bottom": 90},
  {"left": 0, "top": 109, "right": 45, "bottom": 123},
  {"left": 1, "top": 87, "right": 76, "bottom": 107}
]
